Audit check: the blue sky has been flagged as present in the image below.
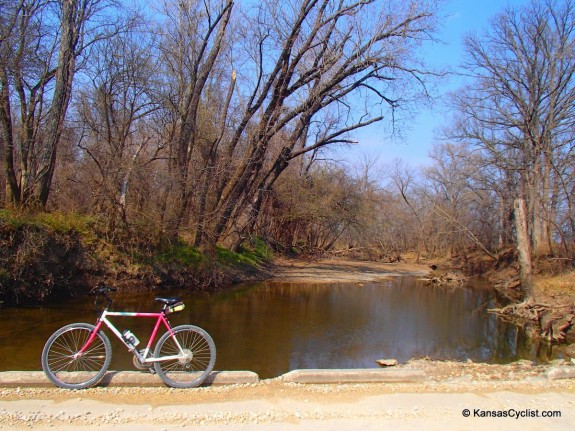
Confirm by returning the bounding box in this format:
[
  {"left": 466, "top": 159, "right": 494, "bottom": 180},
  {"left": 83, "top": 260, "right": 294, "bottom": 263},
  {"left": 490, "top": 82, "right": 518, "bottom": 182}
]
[{"left": 342, "top": 0, "right": 532, "bottom": 168}]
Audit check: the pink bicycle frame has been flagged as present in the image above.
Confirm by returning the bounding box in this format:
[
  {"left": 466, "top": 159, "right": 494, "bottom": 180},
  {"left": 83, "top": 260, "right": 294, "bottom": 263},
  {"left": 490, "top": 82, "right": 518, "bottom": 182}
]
[{"left": 77, "top": 309, "right": 182, "bottom": 363}]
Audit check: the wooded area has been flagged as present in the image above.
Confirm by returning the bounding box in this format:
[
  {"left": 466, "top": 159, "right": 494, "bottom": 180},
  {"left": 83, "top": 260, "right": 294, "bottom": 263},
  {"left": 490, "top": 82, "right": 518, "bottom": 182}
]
[{"left": 1, "top": 0, "right": 574, "bottom": 303}]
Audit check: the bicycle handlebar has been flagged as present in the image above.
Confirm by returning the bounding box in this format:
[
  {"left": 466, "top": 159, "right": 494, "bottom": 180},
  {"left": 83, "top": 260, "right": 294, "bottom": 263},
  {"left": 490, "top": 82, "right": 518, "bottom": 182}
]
[
  {"left": 90, "top": 281, "right": 117, "bottom": 295},
  {"left": 90, "top": 282, "right": 116, "bottom": 311}
]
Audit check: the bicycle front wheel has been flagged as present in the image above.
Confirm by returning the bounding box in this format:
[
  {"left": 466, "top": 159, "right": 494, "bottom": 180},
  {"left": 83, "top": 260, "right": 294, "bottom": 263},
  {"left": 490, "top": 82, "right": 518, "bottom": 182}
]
[
  {"left": 154, "top": 325, "right": 216, "bottom": 388},
  {"left": 41, "top": 323, "right": 112, "bottom": 389}
]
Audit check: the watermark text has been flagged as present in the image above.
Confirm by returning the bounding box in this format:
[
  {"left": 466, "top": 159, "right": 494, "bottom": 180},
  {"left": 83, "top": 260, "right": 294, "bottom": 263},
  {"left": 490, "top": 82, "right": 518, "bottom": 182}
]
[{"left": 462, "top": 408, "right": 561, "bottom": 419}]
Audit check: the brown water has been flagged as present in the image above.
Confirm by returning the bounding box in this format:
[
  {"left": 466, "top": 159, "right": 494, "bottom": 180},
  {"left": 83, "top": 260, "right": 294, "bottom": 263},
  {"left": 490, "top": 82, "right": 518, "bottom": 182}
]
[{"left": 0, "top": 277, "right": 551, "bottom": 378}]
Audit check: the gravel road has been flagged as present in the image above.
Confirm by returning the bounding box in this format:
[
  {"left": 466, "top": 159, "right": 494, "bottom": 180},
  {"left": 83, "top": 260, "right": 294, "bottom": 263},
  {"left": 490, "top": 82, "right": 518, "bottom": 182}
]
[{"left": 2, "top": 361, "right": 575, "bottom": 431}]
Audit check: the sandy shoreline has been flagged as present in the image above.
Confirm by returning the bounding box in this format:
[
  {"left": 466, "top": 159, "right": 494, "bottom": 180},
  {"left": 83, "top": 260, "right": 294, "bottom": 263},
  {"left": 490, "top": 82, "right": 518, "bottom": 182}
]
[{"left": 269, "top": 258, "right": 431, "bottom": 284}]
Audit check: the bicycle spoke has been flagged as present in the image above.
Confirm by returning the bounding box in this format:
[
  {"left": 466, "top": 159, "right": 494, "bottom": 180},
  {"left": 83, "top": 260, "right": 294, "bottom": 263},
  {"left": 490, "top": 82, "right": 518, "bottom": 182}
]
[
  {"left": 154, "top": 325, "right": 216, "bottom": 388},
  {"left": 42, "top": 324, "right": 111, "bottom": 389}
]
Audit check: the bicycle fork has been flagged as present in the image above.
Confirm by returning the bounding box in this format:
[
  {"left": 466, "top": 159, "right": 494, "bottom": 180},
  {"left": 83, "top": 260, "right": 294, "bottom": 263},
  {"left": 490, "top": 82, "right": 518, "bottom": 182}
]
[{"left": 74, "top": 320, "right": 106, "bottom": 359}]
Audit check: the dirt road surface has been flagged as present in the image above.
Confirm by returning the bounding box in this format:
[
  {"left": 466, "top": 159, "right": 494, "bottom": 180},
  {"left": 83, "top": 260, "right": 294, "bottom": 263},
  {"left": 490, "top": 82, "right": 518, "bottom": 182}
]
[{"left": 1, "top": 374, "right": 574, "bottom": 431}]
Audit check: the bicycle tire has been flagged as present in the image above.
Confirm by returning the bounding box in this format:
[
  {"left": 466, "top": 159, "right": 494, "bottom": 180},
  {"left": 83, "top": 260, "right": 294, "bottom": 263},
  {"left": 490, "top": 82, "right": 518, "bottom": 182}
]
[
  {"left": 154, "top": 325, "right": 216, "bottom": 388},
  {"left": 41, "top": 323, "right": 112, "bottom": 389}
]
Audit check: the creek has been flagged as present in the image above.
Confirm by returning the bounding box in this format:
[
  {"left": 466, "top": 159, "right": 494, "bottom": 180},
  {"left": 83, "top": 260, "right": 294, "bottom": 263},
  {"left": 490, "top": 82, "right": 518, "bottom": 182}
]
[{"left": 0, "top": 276, "right": 555, "bottom": 379}]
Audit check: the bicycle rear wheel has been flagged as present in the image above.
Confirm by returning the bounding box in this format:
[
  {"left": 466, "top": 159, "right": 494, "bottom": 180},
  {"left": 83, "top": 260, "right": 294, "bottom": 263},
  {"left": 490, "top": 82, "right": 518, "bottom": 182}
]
[
  {"left": 41, "top": 323, "right": 112, "bottom": 389},
  {"left": 154, "top": 325, "right": 216, "bottom": 388}
]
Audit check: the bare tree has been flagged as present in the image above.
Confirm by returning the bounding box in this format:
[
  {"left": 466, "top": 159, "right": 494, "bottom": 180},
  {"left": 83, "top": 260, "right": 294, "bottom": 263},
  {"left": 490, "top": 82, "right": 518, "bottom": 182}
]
[
  {"left": 449, "top": 0, "right": 575, "bottom": 299},
  {"left": 73, "top": 20, "right": 160, "bottom": 232},
  {"left": 0, "top": 0, "right": 121, "bottom": 209},
  {"left": 260, "top": 162, "right": 364, "bottom": 255},
  {"left": 422, "top": 142, "right": 499, "bottom": 259},
  {"left": 189, "top": 0, "right": 439, "bottom": 253},
  {"left": 154, "top": 0, "right": 234, "bottom": 241}
]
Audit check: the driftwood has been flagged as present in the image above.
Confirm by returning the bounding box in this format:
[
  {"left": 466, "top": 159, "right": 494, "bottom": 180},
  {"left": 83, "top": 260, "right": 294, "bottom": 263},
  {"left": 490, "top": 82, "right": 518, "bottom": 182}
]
[
  {"left": 422, "top": 271, "right": 466, "bottom": 286},
  {"left": 488, "top": 301, "right": 546, "bottom": 322},
  {"left": 488, "top": 301, "right": 574, "bottom": 343}
]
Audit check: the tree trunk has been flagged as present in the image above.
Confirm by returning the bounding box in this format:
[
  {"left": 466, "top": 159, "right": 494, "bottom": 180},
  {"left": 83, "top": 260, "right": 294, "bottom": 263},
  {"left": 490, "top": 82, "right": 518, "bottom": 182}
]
[
  {"left": 37, "top": 0, "right": 81, "bottom": 208},
  {"left": 0, "top": 69, "right": 20, "bottom": 205},
  {"left": 514, "top": 197, "right": 534, "bottom": 302}
]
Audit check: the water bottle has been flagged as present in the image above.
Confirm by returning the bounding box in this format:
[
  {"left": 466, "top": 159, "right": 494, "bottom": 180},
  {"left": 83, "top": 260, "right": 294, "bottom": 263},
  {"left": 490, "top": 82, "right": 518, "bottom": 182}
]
[{"left": 122, "top": 329, "right": 140, "bottom": 347}]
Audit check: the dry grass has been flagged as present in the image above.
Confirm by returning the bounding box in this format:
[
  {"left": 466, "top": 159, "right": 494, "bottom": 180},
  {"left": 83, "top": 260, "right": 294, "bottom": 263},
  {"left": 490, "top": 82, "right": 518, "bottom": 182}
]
[{"left": 534, "top": 270, "right": 575, "bottom": 304}]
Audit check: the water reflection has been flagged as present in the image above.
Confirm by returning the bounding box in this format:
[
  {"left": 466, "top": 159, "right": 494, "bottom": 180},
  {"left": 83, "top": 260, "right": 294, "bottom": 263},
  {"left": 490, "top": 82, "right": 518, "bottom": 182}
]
[{"left": 0, "top": 277, "right": 557, "bottom": 378}]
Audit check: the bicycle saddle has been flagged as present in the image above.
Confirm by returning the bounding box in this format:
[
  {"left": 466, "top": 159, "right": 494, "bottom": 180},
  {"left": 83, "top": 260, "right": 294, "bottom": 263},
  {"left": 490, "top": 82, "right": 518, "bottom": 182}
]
[{"left": 155, "top": 297, "right": 181, "bottom": 305}]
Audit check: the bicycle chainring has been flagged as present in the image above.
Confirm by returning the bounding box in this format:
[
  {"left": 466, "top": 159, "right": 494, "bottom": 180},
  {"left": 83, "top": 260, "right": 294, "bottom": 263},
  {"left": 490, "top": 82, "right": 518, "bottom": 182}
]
[{"left": 132, "top": 351, "right": 151, "bottom": 371}]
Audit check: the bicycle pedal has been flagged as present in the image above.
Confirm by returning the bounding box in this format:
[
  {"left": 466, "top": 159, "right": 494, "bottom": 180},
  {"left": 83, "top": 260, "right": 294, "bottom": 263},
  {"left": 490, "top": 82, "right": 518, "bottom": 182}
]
[{"left": 148, "top": 368, "right": 156, "bottom": 374}]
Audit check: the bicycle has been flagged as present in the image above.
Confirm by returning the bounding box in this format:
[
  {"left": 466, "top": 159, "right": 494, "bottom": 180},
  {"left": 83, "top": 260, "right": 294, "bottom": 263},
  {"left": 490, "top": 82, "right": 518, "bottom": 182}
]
[{"left": 41, "top": 283, "right": 216, "bottom": 389}]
